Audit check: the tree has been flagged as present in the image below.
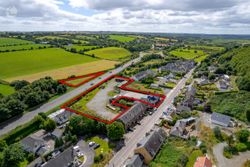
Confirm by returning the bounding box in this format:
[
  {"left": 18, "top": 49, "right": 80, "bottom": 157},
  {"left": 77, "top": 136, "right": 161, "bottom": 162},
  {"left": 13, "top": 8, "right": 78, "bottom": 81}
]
[
  {"left": 106, "top": 122, "right": 125, "bottom": 141},
  {"left": 43, "top": 119, "right": 56, "bottom": 132},
  {"left": 10, "top": 80, "right": 29, "bottom": 90},
  {"left": 55, "top": 138, "right": 64, "bottom": 148},
  {"left": 56, "top": 84, "right": 67, "bottom": 94},
  {"left": 6, "top": 99, "right": 25, "bottom": 116},
  {"left": 246, "top": 109, "right": 250, "bottom": 122},
  {"left": 236, "top": 129, "right": 250, "bottom": 143},
  {"left": 2, "top": 143, "right": 25, "bottom": 167},
  {"left": 0, "top": 140, "right": 7, "bottom": 152},
  {"left": 236, "top": 76, "right": 250, "bottom": 91},
  {"left": 213, "top": 126, "right": 223, "bottom": 141}
]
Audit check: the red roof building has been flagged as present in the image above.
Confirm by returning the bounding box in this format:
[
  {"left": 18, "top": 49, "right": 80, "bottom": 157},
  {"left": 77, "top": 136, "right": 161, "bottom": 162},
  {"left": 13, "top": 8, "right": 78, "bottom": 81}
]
[{"left": 194, "top": 156, "right": 212, "bottom": 167}]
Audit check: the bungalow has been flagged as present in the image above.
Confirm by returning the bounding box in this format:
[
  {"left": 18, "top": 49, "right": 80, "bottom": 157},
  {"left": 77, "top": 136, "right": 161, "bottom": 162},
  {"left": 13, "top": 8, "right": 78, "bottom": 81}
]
[
  {"left": 170, "top": 117, "right": 196, "bottom": 139},
  {"left": 134, "top": 127, "right": 167, "bottom": 164},
  {"left": 211, "top": 112, "right": 232, "bottom": 127},
  {"left": 48, "top": 109, "right": 72, "bottom": 125},
  {"left": 133, "top": 70, "right": 156, "bottom": 81},
  {"left": 118, "top": 102, "right": 148, "bottom": 130},
  {"left": 124, "top": 154, "right": 143, "bottom": 167},
  {"left": 20, "top": 130, "right": 51, "bottom": 156}
]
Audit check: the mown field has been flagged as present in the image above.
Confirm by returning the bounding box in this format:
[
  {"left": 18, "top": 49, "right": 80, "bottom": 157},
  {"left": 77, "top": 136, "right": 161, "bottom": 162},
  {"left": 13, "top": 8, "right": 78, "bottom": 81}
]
[
  {"left": 0, "top": 84, "right": 15, "bottom": 96},
  {"left": 170, "top": 48, "right": 207, "bottom": 62},
  {"left": 109, "top": 35, "right": 136, "bottom": 42},
  {"left": 85, "top": 47, "right": 131, "bottom": 60},
  {"left": 0, "top": 44, "right": 49, "bottom": 52},
  {"left": 0, "top": 37, "right": 33, "bottom": 46},
  {"left": 0, "top": 48, "right": 98, "bottom": 79}
]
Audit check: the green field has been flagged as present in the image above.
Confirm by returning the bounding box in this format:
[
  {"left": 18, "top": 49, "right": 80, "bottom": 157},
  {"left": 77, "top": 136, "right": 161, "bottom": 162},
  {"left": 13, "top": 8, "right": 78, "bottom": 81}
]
[
  {"left": 190, "top": 45, "right": 224, "bottom": 52},
  {"left": 65, "top": 45, "right": 98, "bottom": 51},
  {"left": 85, "top": 47, "right": 131, "bottom": 60},
  {"left": 0, "top": 48, "right": 97, "bottom": 79},
  {"left": 0, "top": 44, "right": 49, "bottom": 52},
  {"left": 170, "top": 48, "right": 207, "bottom": 62},
  {"left": 109, "top": 35, "right": 136, "bottom": 42},
  {"left": 0, "top": 37, "right": 33, "bottom": 46},
  {"left": 0, "top": 84, "right": 15, "bottom": 96}
]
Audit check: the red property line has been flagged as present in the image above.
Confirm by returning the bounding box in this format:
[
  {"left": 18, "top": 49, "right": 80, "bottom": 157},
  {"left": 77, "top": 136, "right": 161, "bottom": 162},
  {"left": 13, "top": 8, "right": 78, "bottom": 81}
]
[
  {"left": 61, "top": 75, "right": 166, "bottom": 124},
  {"left": 58, "top": 71, "right": 105, "bottom": 87}
]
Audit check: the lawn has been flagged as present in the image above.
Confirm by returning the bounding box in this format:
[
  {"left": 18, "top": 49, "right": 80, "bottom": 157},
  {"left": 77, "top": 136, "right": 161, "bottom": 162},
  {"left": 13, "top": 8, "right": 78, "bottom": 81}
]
[
  {"left": 186, "top": 150, "right": 203, "bottom": 167},
  {"left": 0, "top": 37, "right": 33, "bottom": 46},
  {"left": 0, "top": 48, "right": 98, "bottom": 79},
  {"left": 86, "top": 47, "right": 131, "bottom": 60},
  {"left": 0, "top": 84, "right": 15, "bottom": 96},
  {"left": 165, "top": 82, "right": 176, "bottom": 89},
  {"left": 0, "top": 44, "right": 49, "bottom": 52},
  {"left": 109, "top": 35, "right": 136, "bottom": 42},
  {"left": 127, "top": 82, "right": 163, "bottom": 94},
  {"left": 66, "top": 76, "right": 94, "bottom": 85},
  {"left": 170, "top": 48, "right": 207, "bottom": 62}
]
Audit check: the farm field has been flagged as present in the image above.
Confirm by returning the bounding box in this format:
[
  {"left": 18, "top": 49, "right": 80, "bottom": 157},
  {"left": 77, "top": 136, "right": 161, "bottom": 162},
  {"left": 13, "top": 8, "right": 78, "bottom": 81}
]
[
  {"left": 0, "top": 37, "right": 33, "bottom": 46},
  {"left": 0, "top": 44, "right": 49, "bottom": 52},
  {"left": 86, "top": 47, "right": 131, "bottom": 60},
  {"left": 65, "top": 45, "right": 98, "bottom": 51},
  {"left": 170, "top": 48, "right": 207, "bottom": 62},
  {"left": 109, "top": 35, "right": 136, "bottom": 42},
  {"left": 0, "top": 48, "right": 98, "bottom": 80},
  {"left": 0, "top": 84, "right": 15, "bottom": 96},
  {"left": 5, "top": 60, "right": 117, "bottom": 82},
  {"left": 190, "top": 45, "right": 224, "bottom": 52}
]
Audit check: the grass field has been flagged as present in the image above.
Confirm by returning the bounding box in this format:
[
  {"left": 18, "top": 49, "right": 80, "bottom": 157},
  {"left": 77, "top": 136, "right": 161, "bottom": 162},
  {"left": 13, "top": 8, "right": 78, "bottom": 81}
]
[
  {"left": 65, "top": 45, "right": 98, "bottom": 51},
  {"left": 0, "top": 37, "right": 33, "bottom": 46},
  {"left": 0, "top": 44, "right": 49, "bottom": 52},
  {"left": 109, "top": 35, "right": 136, "bottom": 42},
  {"left": 170, "top": 48, "right": 207, "bottom": 62},
  {"left": 0, "top": 48, "right": 98, "bottom": 79},
  {"left": 5, "top": 60, "right": 117, "bottom": 82},
  {"left": 86, "top": 47, "right": 131, "bottom": 60},
  {"left": 66, "top": 76, "right": 94, "bottom": 85},
  {"left": 190, "top": 45, "right": 224, "bottom": 52},
  {"left": 0, "top": 84, "right": 15, "bottom": 96}
]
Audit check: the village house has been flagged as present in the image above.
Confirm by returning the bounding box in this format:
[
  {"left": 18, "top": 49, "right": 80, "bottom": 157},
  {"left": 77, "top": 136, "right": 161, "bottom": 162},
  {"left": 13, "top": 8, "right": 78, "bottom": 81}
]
[
  {"left": 159, "top": 60, "right": 195, "bottom": 74},
  {"left": 20, "top": 130, "right": 52, "bottom": 156},
  {"left": 176, "top": 85, "right": 196, "bottom": 113},
  {"left": 134, "top": 127, "right": 167, "bottom": 164},
  {"left": 218, "top": 79, "right": 230, "bottom": 90},
  {"left": 170, "top": 117, "right": 196, "bottom": 139},
  {"left": 118, "top": 101, "right": 148, "bottom": 130},
  {"left": 211, "top": 112, "right": 233, "bottom": 127},
  {"left": 133, "top": 70, "right": 156, "bottom": 81},
  {"left": 48, "top": 109, "right": 72, "bottom": 125},
  {"left": 124, "top": 154, "right": 144, "bottom": 167},
  {"left": 193, "top": 156, "right": 212, "bottom": 167}
]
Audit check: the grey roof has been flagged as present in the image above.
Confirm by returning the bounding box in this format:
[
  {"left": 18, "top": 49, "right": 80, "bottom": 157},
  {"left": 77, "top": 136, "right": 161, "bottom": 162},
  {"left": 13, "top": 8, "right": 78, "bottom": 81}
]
[
  {"left": 51, "top": 128, "right": 64, "bottom": 139},
  {"left": 170, "top": 117, "right": 195, "bottom": 139},
  {"left": 211, "top": 112, "right": 231, "bottom": 125},
  {"left": 137, "top": 127, "right": 167, "bottom": 158},
  {"left": 48, "top": 109, "right": 72, "bottom": 125},
  {"left": 133, "top": 70, "right": 155, "bottom": 81},
  {"left": 43, "top": 147, "right": 74, "bottom": 167},
  {"left": 125, "top": 154, "right": 143, "bottom": 167},
  {"left": 160, "top": 60, "right": 195, "bottom": 73},
  {"left": 118, "top": 102, "right": 147, "bottom": 128}
]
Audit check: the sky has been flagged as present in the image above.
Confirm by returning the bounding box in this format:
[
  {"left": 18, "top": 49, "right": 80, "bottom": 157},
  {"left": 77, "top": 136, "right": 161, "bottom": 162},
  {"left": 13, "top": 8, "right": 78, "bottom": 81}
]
[{"left": 0, "top": 0, "right": 250, "bottom": 34}]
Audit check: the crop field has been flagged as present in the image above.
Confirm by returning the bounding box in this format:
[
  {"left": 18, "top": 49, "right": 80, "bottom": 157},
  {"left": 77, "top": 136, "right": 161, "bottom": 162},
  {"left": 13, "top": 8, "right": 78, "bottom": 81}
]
[
  {"left": 0, "top": 37, "right": 33, "bottom": 46},
  {"left": 0, "top": 48, "right": 99, "bottom": 80},
  {"left": 5, "top": 60, "right": 117, "bottom": 82},
  {"left": 65, "top": 45, "right": 98, "bottom": 51},
  {"left": 109, "top": 35, "right": 136, "bottom": 42},
  {"left": 86, "top": 47, "right": 131, "bottom": 60},
  {"left": 0, "top": 44, "right": 49, "bottom": 52},
  {"left": 170, "top": 48, "right": 207, "bottom": 62},
  {"left": 0, "top": 84, "right": 15, "bottom": 96}
]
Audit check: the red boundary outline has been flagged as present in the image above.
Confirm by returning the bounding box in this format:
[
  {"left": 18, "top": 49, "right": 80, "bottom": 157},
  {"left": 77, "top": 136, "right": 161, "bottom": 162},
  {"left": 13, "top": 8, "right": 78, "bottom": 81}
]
[
  {"left": 61, "top": 75, "right": 166, "bottom": 124},
  {"left": 58, "top": 71, "right": 105, "bottom": 87}
]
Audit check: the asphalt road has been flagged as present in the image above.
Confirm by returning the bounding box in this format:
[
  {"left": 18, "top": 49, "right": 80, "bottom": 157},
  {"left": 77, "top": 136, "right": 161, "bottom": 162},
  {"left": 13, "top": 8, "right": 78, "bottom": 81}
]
[
  {"left": 107, "top": 68, "right": 195, "bottom": 167},
  {"left": 0, "top": 52, "right": 146, "bottom": 137}
]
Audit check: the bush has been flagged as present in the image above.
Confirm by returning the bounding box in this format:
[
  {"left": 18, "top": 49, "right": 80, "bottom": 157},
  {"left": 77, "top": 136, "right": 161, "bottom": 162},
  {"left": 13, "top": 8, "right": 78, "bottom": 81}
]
[
  {"left": 235, "top": 143, "right": 248, "bottom": 152},
  {"left": 94, "top": 153, "right": 104, "bottom": 163}
]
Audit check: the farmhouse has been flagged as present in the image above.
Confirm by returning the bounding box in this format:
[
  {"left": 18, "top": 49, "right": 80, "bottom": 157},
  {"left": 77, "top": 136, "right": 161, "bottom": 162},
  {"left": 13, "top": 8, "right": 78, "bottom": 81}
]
[
  {"left": 133, "top": 70, "right": 156, "bottom": 81},
  {"left": 48, "top": 109, "right": 72, "bottom": 125},
  {"left": 20, "top": 130, "right": 52, "bottom": 156},
  {"left": 134, "top": 127, "right": 167, "bottom": 164},
  {"left": 170, "top": 117, "right": 196, "bottom": 139},
  {"left": 118, "top": 101, "right": 148, "bottom": 130},
  {"left": 211, "top": 112, "right": 232, "bottom": 127}
]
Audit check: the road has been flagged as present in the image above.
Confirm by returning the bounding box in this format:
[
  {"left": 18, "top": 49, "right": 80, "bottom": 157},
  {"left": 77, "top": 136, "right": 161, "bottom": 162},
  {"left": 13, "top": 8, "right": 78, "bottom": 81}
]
[
  {"left": 0, "top": 52, "right": 146, "bottom": 137},
  {"left": 107, "top": 68, "right": 195, "bottom": 167}
]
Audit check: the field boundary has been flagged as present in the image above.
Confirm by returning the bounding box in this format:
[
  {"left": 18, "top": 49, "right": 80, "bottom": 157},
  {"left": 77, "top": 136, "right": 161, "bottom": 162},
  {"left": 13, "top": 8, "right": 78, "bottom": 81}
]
[
  {"left": 58, "top": 71, "right": 105, "bottom": 87},
  {"left": 61, "top": 75, "right": 166, "bottom": 124}
]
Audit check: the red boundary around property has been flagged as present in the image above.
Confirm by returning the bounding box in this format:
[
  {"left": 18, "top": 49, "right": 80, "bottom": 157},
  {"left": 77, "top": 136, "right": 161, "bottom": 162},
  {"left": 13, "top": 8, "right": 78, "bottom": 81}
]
[
  {"left": 58, "top": 71, "right": 105, "bottom": 87},
  {"left": 61, "top": 75, "right": 166, "bottom": 124}
]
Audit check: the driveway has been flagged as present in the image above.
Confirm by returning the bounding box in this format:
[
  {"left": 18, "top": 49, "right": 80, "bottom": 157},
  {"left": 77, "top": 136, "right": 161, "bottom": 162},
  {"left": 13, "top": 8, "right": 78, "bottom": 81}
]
[
  {"left": 213, "top": 142, "right": 250, "bottom": 167},
  {"left": 77, "top": 140, "right": 95, "bottom": 167}
]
